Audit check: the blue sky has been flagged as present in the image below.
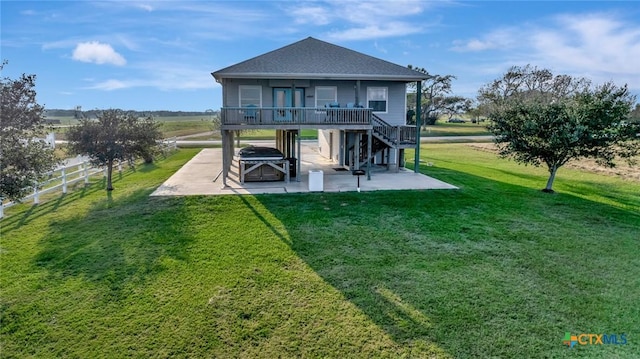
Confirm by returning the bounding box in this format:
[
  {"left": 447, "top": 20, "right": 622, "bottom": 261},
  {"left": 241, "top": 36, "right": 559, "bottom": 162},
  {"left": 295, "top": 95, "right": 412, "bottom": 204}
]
[{"left": 2, "top": 1, "right": 639, "bottom": 111}]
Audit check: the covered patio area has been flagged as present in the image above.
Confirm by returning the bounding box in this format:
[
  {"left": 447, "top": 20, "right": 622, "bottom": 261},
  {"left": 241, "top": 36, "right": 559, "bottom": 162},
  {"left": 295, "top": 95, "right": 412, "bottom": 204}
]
[{"left": 151, "top": 142, "right": 457, "bottom": 196}]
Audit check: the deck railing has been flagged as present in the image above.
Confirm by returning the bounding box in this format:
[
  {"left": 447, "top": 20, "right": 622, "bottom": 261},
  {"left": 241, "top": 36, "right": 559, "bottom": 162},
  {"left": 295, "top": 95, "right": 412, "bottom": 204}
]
[
  {"left": 398, "top": 125, "right": 417, "bottom": 144},
  {"left": 221, "top": 107, "right": 372, "bottom": 126},
  {"left": 371, "top": 114, "right": 417, "bottom": 146}
]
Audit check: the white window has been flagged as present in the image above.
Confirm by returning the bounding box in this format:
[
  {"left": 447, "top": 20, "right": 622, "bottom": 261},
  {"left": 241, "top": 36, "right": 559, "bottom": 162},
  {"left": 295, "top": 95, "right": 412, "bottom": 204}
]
[
  {"left": 367, "top": 87, "right": 388, "bottom": 113},
  {"left": 239, "top": 86, "right": 261, "bottom": 107},
  {"left": 315, "top": 86, "right": 337, "bottom": 107}
]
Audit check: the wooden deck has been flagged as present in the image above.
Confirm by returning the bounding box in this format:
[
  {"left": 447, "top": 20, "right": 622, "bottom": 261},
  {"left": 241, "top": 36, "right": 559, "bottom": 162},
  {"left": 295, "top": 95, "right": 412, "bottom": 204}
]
[
  {"left": 220, "top": 107, "right": 372, "bottom": 130},
  {"left": 220, "top": 107, "right": 417, "bottom": 148}
]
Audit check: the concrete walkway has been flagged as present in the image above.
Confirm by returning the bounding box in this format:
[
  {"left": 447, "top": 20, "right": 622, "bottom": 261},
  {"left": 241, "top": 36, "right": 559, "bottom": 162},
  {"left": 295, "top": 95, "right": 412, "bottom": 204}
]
[{"left": 151, "top": 143, "right": 457, "bottom": 196}]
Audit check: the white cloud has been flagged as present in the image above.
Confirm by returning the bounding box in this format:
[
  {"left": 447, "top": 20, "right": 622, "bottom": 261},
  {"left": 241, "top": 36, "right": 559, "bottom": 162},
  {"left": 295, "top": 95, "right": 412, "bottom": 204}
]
[
  {"left": 43, "top": 39, "right": 81, "bottom": 50},
  {"left": 374, "top": 41, "right": 387, "bottom": 53},
  {"left": 285, "top": 0, "right": 429, "bottom": 41},
  {"left": 88, "top": 79, "right": 129, "bottom": 91},
  {"left": 44, "top": 36, "right": 138, "bottom": 52},
  {"left": 115, "top": 34, "right": 140, "bottom": 51},
  {"left": 451, "top": 39, "right": 495, "bottom": 52},
  {"left": 532, "top": 14, "right": 640, "bottom": 76},
  {"left": 336, "top": 0, "right": 424, "bottom": 24},
  {"left": 84, "top": 63, "right": 215, "bottom": 92},
  {"left": 450, "top": 13, "right": 640, "bottom": 90},
  {"left": 135, "top": 3, "right": 154, "bottom": 12},
  {"left": 148, "top": 65, "right": 215, "bottom": 91},
  {"left": 326, "top": 22, "right": 422, "bottom": 41},
  {"left": 72, "top": 41, "right": 126, "bottom": 66},
  {"left": 289, "top": 6, "right": 331, "bottom": 25},
  {"left": 451, "top": 29, "right": 517, "bottom": 52}
]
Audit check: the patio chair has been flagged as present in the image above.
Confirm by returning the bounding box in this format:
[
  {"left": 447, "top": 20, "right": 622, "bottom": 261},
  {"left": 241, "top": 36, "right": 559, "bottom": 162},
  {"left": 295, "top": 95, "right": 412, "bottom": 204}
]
[
  {"left": 325, "top": 102, "right": 340, "bottom": 123},
  {"left": 243, "top": 104, "right": 258, "bottom": 123}
]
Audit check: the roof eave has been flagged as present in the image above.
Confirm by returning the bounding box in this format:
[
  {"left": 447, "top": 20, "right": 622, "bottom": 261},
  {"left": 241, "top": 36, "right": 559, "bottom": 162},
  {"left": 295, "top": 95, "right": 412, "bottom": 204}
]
[{"left": 212, "top": 72, "right": 427, "bottom": 82}]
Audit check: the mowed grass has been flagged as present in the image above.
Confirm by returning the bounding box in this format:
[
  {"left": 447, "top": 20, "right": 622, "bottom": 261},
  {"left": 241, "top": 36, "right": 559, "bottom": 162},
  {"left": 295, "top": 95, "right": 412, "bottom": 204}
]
[
  {"left": 422, "top": 121, "right": 491, "bottom": 137},
  {"left": 1, "top": 145, "right": 638, "bottom": 358},
  {"left": 158, "top": 119, "right": 214, "bottom": 138}
]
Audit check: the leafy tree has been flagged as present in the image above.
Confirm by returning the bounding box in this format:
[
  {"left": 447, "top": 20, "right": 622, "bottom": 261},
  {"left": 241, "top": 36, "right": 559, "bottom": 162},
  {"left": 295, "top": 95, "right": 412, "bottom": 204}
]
[
  {"left": 66, "top": 109, "right": 163, "bottom": 191},
  {"left": 407, "top": 65, "right": 466, "bottom": 126},
  {"left": 465, "top": 103, "right": 486, "bottom": 123},
  {"left": 1, "top": 62, "right": 59, "bottom": 201},
  {"left": 630, "top": 103, "right": 640, "bottom": 121},
  {"left": 478, "top": 65, "right": 639, "bottom": 192},
  {"left": 441, "top": 96, "right": 473, "bottom": 121}
]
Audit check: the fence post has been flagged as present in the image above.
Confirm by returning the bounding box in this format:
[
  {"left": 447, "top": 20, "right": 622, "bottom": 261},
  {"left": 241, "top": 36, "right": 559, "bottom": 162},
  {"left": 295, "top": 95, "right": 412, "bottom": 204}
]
[
  {"left": 84, "top": 161, "right": 89, "bottom": 184},
  {"left": 77, "top": 156, "right": 83, "bottom": 179},
  {"left": 33, "top": 183, "right": 40, "bottom": 205},
  {"left": 62, "top": 167, "right": 67, "bottom": 194},
  {"left": 118, "top": 160, "right": 122, "bottom": 173},
  {"left": 104, "top": 166, "right": 107, "bottom": 177},
  {"left": 0, "top": 200, "right": 4, "bottom": 219}
]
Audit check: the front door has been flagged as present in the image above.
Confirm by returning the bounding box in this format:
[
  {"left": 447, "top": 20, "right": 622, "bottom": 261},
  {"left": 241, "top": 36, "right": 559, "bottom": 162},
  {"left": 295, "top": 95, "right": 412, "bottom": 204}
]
[{"left": 274, "top": 88, "right": 304, "bottom": 121}]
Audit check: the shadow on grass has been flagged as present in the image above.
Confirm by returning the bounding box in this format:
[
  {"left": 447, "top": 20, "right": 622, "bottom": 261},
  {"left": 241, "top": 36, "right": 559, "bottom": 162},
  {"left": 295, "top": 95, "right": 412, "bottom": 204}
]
[
  {"left": 1, "top": 166, "right": 148, "bottom": 231},
  {"left": 560, "top": 179, "right": 640, "bottom": 213},
  {"left": 414, "top": 160, "right": 640, "bottom": 215},
  {"left": 138, "top": 163, "right": 159, "bottom": 173},
  {"left": 2, "top": 182, "right": 106, "bottom": 231},
  {"left": 33, "top": 188, "right": 194, "bottom": 299},
  {"left": 255, "top": 165, "right": 640, "bottom": 358},
  {"left": 238, "top": 195, "right": 290, "bottom": 244}
]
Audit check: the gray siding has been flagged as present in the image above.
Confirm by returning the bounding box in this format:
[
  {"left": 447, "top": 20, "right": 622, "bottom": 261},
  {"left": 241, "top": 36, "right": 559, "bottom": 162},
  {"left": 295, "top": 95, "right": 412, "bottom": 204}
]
[
  {"left": 362, "top": 81, "right": 406, "bottom": 126},
  {"left": 221, "top": 79, "right": 408, "bottom": 126}
]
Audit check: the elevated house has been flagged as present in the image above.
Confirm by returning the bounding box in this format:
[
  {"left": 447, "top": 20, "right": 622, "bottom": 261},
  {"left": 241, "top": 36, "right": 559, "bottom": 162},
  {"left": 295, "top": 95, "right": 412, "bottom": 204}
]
[{"left": 212, "top": 37, "right": 427, "bottom": 187}]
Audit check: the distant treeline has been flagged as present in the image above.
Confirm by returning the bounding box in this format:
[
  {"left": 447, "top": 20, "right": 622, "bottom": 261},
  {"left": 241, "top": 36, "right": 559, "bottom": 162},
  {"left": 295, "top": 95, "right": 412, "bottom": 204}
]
[{"left": 45, "top": 109, "right": 219, "bottom": 119}]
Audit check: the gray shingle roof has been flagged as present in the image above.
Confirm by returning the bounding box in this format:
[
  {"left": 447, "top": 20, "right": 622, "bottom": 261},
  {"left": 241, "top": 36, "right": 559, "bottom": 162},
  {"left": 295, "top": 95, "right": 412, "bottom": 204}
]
[{"left": 212, "top": 37, "right": 428, "bottom": 82}]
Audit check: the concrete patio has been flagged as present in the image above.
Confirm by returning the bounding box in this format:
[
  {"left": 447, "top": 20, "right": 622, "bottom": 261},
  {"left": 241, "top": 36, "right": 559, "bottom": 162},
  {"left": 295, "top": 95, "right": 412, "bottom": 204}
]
[{"left": 151, "top": 142, "right": 457, "bottom": 196}]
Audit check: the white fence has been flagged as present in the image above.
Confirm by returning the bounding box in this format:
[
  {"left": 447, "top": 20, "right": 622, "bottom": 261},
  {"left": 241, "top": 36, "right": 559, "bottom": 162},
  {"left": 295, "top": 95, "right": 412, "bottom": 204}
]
[
  {"left": 162, "top": 137, "right": 178, "bottom": 151},
  {"left": 0, "top": 137, "right": 177, "bottom": 218},
  {"left": 0, "top": 160, "right": 103, "bottom": 218}
]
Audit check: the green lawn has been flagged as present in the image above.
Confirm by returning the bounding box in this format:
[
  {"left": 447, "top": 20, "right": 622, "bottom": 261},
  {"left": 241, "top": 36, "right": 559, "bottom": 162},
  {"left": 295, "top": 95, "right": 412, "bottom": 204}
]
[
  {"left": 1, "top": 145, "right": 638, "bottom": 358},
  {"left": 422, "top": 121, "right": 491, "bottom": 137},
  {"left": 158, "top": 119, "right": 214, "bottom": 138}
]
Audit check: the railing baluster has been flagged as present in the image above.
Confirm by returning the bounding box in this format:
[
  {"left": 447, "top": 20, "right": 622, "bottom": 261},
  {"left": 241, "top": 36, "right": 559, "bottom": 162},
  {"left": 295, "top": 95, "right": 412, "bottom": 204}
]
[{"left": 221, "top": 107, "right": 371, "bottom": 126}]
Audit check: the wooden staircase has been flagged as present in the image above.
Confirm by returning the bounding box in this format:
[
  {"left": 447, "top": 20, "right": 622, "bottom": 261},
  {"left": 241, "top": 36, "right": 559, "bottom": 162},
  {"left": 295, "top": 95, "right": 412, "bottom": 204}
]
[
  {"left": 349, "top": 115, "right": 417, "bottom": 169},
  {"left": 371, "top": 114, "right": 417, "bottom": 149}
]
